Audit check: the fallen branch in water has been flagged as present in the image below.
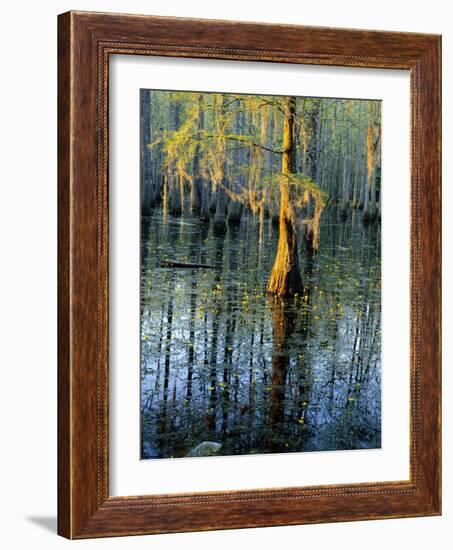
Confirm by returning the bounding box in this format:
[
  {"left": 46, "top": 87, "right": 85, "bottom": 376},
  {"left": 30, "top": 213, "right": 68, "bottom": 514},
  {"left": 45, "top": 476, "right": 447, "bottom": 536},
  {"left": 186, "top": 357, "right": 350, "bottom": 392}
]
[{"left": 160, "top": 259, "right": 215, "bottom": 269}]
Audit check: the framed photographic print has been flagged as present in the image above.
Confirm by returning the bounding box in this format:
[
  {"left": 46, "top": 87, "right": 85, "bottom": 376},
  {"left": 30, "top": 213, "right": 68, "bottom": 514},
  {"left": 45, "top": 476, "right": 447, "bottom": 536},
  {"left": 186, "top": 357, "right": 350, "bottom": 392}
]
[{"left": 58, "top": 11, "right": 441, "bottom": 538}]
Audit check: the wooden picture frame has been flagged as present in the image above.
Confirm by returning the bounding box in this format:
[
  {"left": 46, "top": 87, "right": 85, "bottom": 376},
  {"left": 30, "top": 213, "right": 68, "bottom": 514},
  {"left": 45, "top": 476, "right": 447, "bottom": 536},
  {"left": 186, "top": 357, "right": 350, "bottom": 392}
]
[{"left": 58, "top": 10, "right": 441, "bottom": 539}]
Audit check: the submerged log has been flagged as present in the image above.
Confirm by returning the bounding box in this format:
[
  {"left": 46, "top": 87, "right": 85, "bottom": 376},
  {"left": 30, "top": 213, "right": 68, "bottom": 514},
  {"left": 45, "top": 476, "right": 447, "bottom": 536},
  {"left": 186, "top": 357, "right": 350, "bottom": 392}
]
[{"left": 160, "top": 259, "right": 215, "bottom": 269}]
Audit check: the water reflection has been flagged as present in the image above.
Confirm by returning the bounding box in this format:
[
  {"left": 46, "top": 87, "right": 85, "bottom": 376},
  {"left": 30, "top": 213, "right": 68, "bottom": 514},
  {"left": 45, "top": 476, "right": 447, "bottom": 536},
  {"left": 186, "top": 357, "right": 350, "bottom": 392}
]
[{"left": 141, "top": 206, "right": 381, "bottom": 459}]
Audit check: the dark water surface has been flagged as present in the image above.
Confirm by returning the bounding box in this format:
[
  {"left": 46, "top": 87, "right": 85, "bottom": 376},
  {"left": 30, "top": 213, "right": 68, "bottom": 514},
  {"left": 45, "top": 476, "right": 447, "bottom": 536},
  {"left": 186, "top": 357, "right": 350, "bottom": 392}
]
[{"left": 140, "top": 207, "right": 381, "bottom": 459}]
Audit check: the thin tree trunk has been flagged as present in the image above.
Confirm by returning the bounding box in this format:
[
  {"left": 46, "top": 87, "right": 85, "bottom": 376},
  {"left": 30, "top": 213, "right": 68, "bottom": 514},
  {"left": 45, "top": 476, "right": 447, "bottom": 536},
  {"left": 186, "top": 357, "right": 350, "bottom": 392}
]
[
  {"left": 200, "top": 180, "right": 211, "bottom": 222},
  {"left": 227, "top": 104, "right": 243, "bottom": 225},
  {"left": 341, "top": 101, "right": 352, "bottom": 218},
  {"left": 168, "top": 100, "right": 182, "bottom": 216},
  {"left": 141, "top": 90, "right": 153, "bottom": 215},
  {"left": 190, "top": 95, "right": 204, "bottom": 214},
  {"left": 352, "top": 103, "right": 363, "bottom": 208},
  {"left": 315, "top": 101, "right": 323, "bottom": 184},
  {"left": 213, "top": 96, "right": 228, "bottom": 235}
]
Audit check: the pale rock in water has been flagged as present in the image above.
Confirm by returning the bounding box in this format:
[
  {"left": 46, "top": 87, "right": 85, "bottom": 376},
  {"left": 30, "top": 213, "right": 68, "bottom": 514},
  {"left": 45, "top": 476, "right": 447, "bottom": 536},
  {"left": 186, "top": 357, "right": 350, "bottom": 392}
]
[{"left": 185, "top": 441, "right": 222, "bottom": 458}]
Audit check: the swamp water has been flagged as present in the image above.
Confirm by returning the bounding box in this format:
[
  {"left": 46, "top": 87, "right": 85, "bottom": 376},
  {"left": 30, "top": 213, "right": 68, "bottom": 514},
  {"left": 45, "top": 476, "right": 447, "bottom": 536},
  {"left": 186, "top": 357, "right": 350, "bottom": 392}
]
[{"left": 141, "top": 206, "right": 381, "bottom": 459}]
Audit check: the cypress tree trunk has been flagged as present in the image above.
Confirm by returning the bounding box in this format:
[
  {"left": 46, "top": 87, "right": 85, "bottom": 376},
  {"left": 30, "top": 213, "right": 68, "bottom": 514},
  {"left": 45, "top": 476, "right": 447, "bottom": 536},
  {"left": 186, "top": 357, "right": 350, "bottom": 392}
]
[
  {"left": 363, "top": 163, "right": 377, "bottom": 222},
  {"left": 363, "top": 102, "right": 377, "bottom": 223},
  {"left": 227, "top": 198, "right": 242, "bottom": 225},
  {"left": 369, "top": 131, "right": 380, "bottom": 220},
  {"left": 190, "top": 173, "right": 201, "bottom": 214},
  {"left": 341, "top": 101, "right": 352, "bottom": 218},
  {"left": 263, "top": 108, "right": 274, "bottom": 218},
  {"left": 190, "top": 95, "right": 204, "bottom": 214},
  {"left": 358, "top": 170, "right": 366, "bottom": 209},
  {"left": 307, "top": 98, "right": 321, "bottom": 182},
  {"left": 369, "top": 163, "right": 377, "bottom": 216},
  {"left": 351, "top": 102, "right": 363, "bottom": 208},
  {"left": 332, "top": 132, "right": 342, "bottom": 202},
  {"left": 314, "top": 101, "right": 323, "bottom": 184},
  {"left": 209, "top": 185, "right": 217, "bottom": 213},
  {"left": 213, "top": 183, "right": 227, "bottom": 234},
  {"left": 362, "top": 175, "right": 370, "bottom": 219},
  {"left": 140, "top": 90, "right": 153, "bottom": 215},
  {"left": 227, "top": 103, "right": 243, "bottom": 225},
  {"left": 168, "top": 178, "right": 182, "bottom": 216},
  {"left": 267, "top": 97, "right": 303, "bottom": 296},
  {"left": 168, "top": 101, "right": 182, "bottom": 217},
  {"left": 213, "top": 96, "right": 228, "bottom": 235},
  {"left": 377, "top": 189, "right": 382, "bottom": 221},
  {"left": 200, "top": 180, "right": 211, "bottom": 222}
]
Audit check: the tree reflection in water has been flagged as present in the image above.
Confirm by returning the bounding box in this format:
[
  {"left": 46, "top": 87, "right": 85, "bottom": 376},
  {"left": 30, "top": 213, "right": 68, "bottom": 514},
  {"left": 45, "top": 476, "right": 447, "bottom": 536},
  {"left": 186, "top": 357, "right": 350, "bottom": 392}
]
[{"left": 141, "top": 206, "right": 381, "bottom": 459}]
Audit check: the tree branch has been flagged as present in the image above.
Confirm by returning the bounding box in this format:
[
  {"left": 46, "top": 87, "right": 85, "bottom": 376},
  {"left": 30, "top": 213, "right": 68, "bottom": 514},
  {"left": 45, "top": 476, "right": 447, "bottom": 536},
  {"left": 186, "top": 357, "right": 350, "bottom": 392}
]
[{"left": 223, "top": 134, "right": 283, "bottom": 154}]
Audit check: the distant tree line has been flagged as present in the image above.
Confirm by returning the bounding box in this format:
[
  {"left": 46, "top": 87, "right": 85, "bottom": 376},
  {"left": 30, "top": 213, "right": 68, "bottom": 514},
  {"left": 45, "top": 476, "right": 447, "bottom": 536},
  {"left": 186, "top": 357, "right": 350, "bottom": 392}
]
[{"left": 141, "top": 90, "right": 381, "bottom": 295}]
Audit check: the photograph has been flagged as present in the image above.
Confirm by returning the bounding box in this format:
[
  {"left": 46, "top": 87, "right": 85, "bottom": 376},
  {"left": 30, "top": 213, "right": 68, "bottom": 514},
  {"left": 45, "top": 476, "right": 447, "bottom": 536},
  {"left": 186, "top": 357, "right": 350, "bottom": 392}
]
[
  {"left": 0, "top": 0, "right": 445, "bottom": 544},
  {"left": 139, "top": 89, "right": 382, "bottom": 460}
]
